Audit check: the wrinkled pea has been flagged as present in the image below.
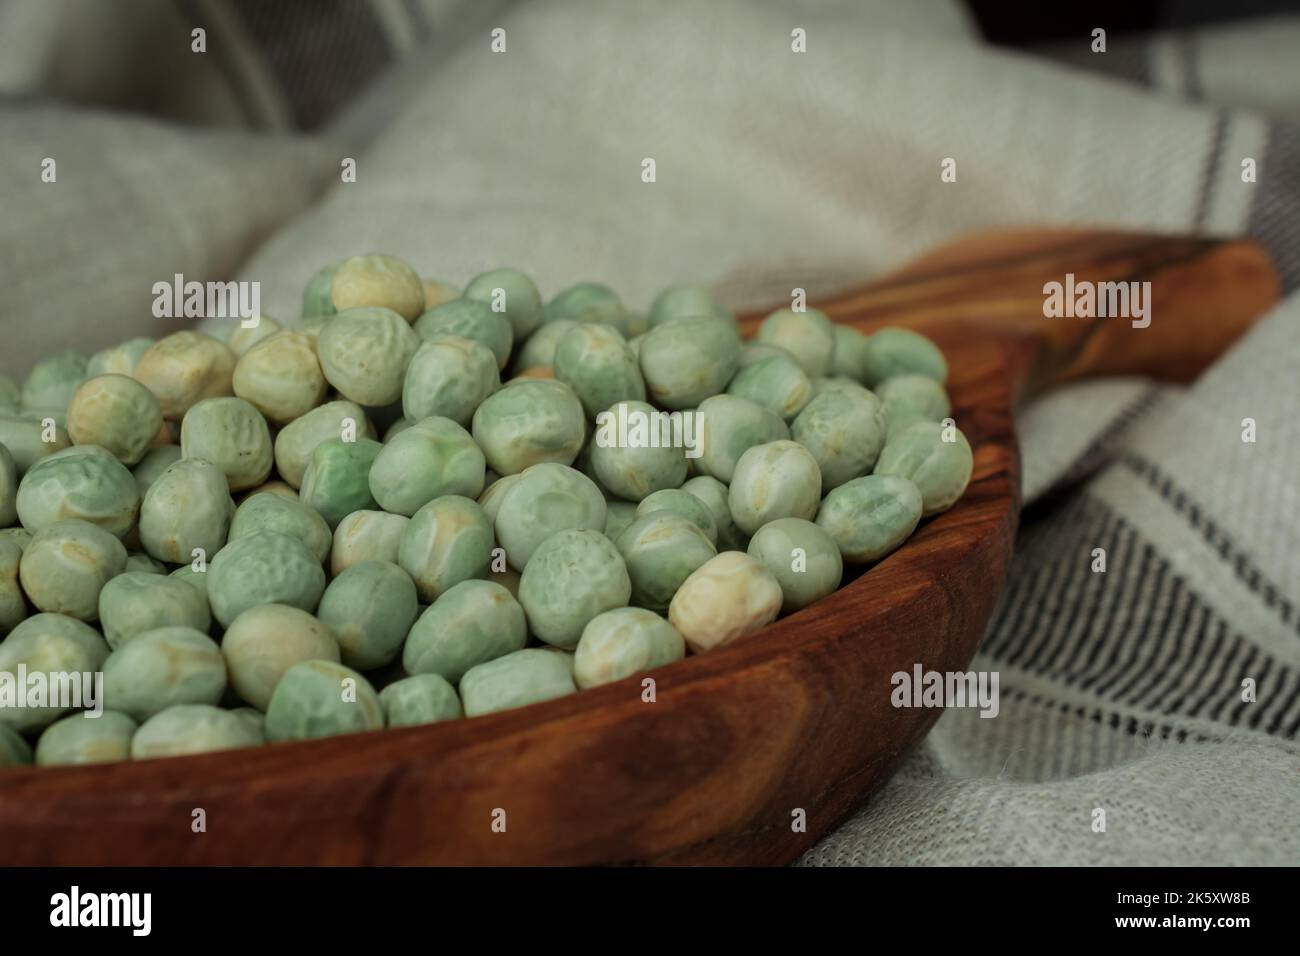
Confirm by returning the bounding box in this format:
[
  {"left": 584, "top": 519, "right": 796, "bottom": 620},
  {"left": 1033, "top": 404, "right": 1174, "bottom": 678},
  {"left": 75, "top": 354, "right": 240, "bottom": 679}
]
[
  {"left": 815, "top": 474, "right": 923, "bottom": 563},
  {"left": 726, "top": 354, "right": 812, "bottom": 422},
  {"left": 471, "top": 379, "right": 585, "bottom": 475},
  {"left": 330, "top": 509, "right": 408, "bottom": 576},
  {"left": 403, "top": 579, "right": 527, "bottom": 682},
  {"left": 221, "top": 603, "right": 339, "bottom": 710},
  {"left": 403, "top": 334, "right": 499, "bottom": 427},
  {"left": 638, "top": 315, "right": 740, "bottom": 410},
  {"left": 318, "top": 307, "right": 419, "bottom": 406},
  {"left": 133, "top": 331, "right": 235, "bottom": 420},
  {"left": 493, "top": 462, "right": 606, "bottom": 569},
  {"left": 35, "top": 711, "right": 138, "bottom": 766},
  {"left": 616, "top": 512, "right": 717, "bottom": 611},
  {"left": 131, "top": 704, "right": 265, "bottom": 759},
  {"left": 746, "top": 517, "right": 843, "bottom": 613},
  {"left": 180, "top": 396, "right": 274, "bottom": 491},
  {"left": 16, "top": 448, "right": 139, "bottom": 538},
  {"left": 667, "top": 551, "right": 783, "bottom": 654},
  {"left": 139, "top": 457, "right": 234, "bottom": 564},
  {"left": 573, "top": 607, "right": 685, "bottom": 689},
  {"left": 518, "top": 529, "right": 631, "bottom": 649},
  {"left": 790, "top": 385, "right": 887, "bottom": 490},
  {"left": 874, "top": 421, "right": 973, "bottom": 516},
  {"left": 299, "top": 438, "right": 382, "bottom": 528},
  {"left": 861, "top": 327, "right": 948, "bottom": 385},
  {"left": 101, "top": 626, "right": 226, "bottom": 720},
  {"left": 329, "top": 253, "right": 425, "bottom": 322},
  {"left": 415, "top": 299, "right": 513, "bottom": 371},
  {"left": 316, "top": 560, "right": 418, "bottom": 670},
  {"left": 380, "top": 673, "right": 462, "bottom": 727},
  {"left": 553, "top": 323, "right": 645, "bottom": 419},
  {"left": 66, "top": 374, "right": 163, "bottom": 465},
  {"left": 398, "top": 495, "right": 494, "bottom": 602},
  {"left": 728, "top": 440, "right": 822, "bottom": 535},
  {"left": 369, "top": 416, "right": 485, "bottom": 516},
  {"left": 265, "top": 660, "right": 384, "bottom": 742},
  {"left": 207, "top": 531, "right": 327, "bottom": 628},
  {"left": 97, "top": 571, "right": 211, "bottom": 649},
  {"left": 588, "top": 400, "right": 688, "bottom": 501},
  {"left": 635, "top": 488, "right": 718, "bottom": 545},
  {"left": 694, "top": 394, "right": 788, "bottom": 484},
  {"left": 230, "top": 491, "right": 332, "bottom": 563},
  {"left": 0, "top": 613, "right": 110, "bottom": 732},
  {"left": 272, "top": 399, "right": 367, "bottom": 489},
  {"left": 460, "top": 648, "right": 577, "bottom": 717},
  {"left": 19, "top": 520, "right": 127, "bottom": 620},
  {"left": 232, "top": 331, "right": 328, "bottom": 423},
  {"left": 463, "top": 268, "right": 543, "bottom": 340},
  {"left": 756, "top": 308, "right": 835, "bottom": 378}
]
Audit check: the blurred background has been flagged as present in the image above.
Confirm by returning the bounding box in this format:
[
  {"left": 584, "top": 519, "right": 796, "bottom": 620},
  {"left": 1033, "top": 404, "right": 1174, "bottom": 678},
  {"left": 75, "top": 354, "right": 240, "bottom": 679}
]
[{"left": 2, "top": 0, "right": 1296, "bottom": 375}]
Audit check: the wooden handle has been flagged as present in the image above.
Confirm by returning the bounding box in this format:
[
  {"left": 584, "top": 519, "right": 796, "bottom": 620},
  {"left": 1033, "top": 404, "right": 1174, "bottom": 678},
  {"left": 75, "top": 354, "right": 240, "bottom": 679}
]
[{"left": 770, "top": 229, "right": 1281, "bottom": 399}]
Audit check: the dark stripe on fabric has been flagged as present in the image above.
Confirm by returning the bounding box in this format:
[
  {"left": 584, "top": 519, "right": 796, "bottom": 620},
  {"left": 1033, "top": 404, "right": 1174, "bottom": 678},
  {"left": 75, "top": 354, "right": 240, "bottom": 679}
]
[
  {"left": 1122, "top": 453, "right": 1299, "bottom": 634},
  {"left": 1245, "top": 121, "right": 1300, "bottom": 292},
  {"left": 1094, "top": 566, "right": 1179, "bottom": 699},
  {"left": 1193, "top": 109, "right": 1228, "bottom": 230},
  {"left": 227, "top": 0, "right": 395, "bottom": 130},
  {"left": 1000, "top": 686, "right": 1213, "bottom": 744},
  {"left": 174, "top": 0, "right": 265, "bottom": 128}
]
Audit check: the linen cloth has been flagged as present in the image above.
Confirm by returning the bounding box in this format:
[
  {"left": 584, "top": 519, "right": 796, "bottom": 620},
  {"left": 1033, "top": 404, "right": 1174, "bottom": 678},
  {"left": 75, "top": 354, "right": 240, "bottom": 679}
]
[{"left": 1, "top": 0, "right": 1296, "bottom": 865}]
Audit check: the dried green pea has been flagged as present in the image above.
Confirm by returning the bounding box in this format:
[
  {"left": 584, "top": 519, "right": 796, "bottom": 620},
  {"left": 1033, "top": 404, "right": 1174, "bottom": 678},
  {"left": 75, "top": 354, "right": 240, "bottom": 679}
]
[
  {"left": 815, "top": 474, "right": 923, "bottom": 563},
  {"left": 221, "top": 603, "right": 339, "bottom": 710},
  {"left": 493, "top": 462, "right": 606, "bottom": 569},
  {"left": 694, "top": 394, "right": 789, "bottom": 484},
  {"left": 0, "top": 415, "right": 72, "bottom": 473},
  {"left": 65, "top": 374, "right": 163, "bottom": 466},
  {"left": 726, "top": 353, "right": 812, "bottom": 422},
  {"left": 19, "top": 520, "right": 127, "bottom": 620},
  {"left": 573, "top": 607, "right": 685, "bottom": 689},
  {"left": 0, "top": 613, "right": 110, "bottom": 733},
  {"left": 302, "top": 263, "right": 339, "bottom": 317},
  {"left": 380, "top": 673, "right": 462, "bottom": 727},
  {"left": 15, "top": 448, "right": 139, "bottom": 538},
  {"left": 588, "top": 400, "right": 688, "bottom": 501},
  {"left": 329, "top": 253, "right": 425, "bottom": 322},
  {"left": 518, "top": 528, "right": 631, "bottom": 649},
  {"left": 470, "top": 379, "right": 585, "bottom": 476},
  {"left": 667, "top": 551, "right": 783, "bottom": 654},
  {"left": 318, "top": 307, "right": 420, "bottom": 406},
  {"left": 0, "top": 539, "right": 27, "bottom": 637},
  {"left": 553, "top": 323, "right": 645, "bottom": 419},
  {"left": 638, "top": 315, "right": 741, "bottom": 410},
  {"left": 477, "top": 473, "right": 522, "bottom": 526},
  {"left": 299, "top": 437, "right": 382, "bottom": 528},
  {"left": 133, "top": 331, "right": 235, "bottom": 420},
  {"left": 648, "top": 284, "right": 729, "bottom": 327},
  {"left": 861, "top": 327, "right": 948, "bottom": 385},
  {"left": 330, "top": 509, "right": 409, "bottom": 577},
  {"left": 35, "top": 711, "right": 138, "bottom": 766},
  {"left": 0, "top": 442, "right": 14, "bottom": 526},
  {"left": 230, "top": 491, "right": 332, "bottom": 564},
  {"left": 0, "top": 724, "right": 33, "bottom": 767},
  {"left": 232, "top": 331, "right": 328, "bottom": 424},
  {"left": 97, "top": 571, "right": 212, "bottom": 649},
  {"left": 397, "top": 495, "right": 494, "bottom": 603},
  {"left": 86, "top": 338, "right": 155, "bottom": 379},
  {"left": 543, "top": 282, "right": 630, "bottom": 335},
  {"left": 138, "top": 457, "right": 234, "bottom": 564},
  {"left": 460, "top": 648, "right": 577, "bottom": 717},
  {"left": 273, "top": 399, "right": 367, "bottom": 488},
  {"left": 101, "top": 626, "right": 226, "bottom": 720},
  {"left": 635, "top": 488, "right": 718, "bottom": 545},
  {"left": 21, "top": 350, "right": 87, "bottom": 409},
  {"left": 790, "top": 385, "right": 888, "bottom": 490},
  {"left": 207, "top": 531, "right": 327, "bottom": 628},
  {"left": 317, "top": 560, "right": 418, "bottom": 671},
  {"left": 131, "top": 444, "right": 182, "bottom": 495},
  {"left": 746, "top": 517, "right": 843, "bottom": 613},
  {"left": 463, "top": 268, "right": 544, "bottom": 340},
  {"left": 265, "top": 660, "right": 384, "bottom": 742},
  {"left": 616, "top": 512, "right": 717, "bottom": 611},
  {"left": 402, "top": 334, "right": 499, "bottom": 427},
  {"left": 755, "top": 308, "right": 835, "bottom": 378},
  {"left": 421, "top": 278, "right": 461, "bottom": 311},
  {"left": 415, "top": 299, "right": 514, "bottom": 371},
  {"left": 873, "top": 420, "right": 973, "bottom": 516},
  {"left": 403, "top": 579, "right": 527, "bottom": 682},
  {"left": 876, "top": 373, "right": 951, "bottom": 424},
  {"left": 603, "top": 500, "right": 639, "bottom": 542},
  {"left": 728, "top": 440, "right": 822, "bottom": 535},
  {"left": 830, "top": 326, "right": 871, "bottom": 381},
  {"left": 511, "top": 319, "right": 577, "bottom": 375},
  {"left": 369, "top": 416, "right": 485, "bottom": 516},
  {"left": 131, "top": 704, "right": 265, "bottom": 759},
  {"left": 226, "top": 316, "right": 283, "bottom": 357},
  {"left": 180, "top": 396, "right": 274, "bottom": 491},
  {"left": 679, "top": 475, "right": 747, "bottom": 552}
]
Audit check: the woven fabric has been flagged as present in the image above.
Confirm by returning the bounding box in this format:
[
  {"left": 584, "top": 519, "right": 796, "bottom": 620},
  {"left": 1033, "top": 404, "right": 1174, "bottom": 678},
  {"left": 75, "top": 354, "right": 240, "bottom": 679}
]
[{"left": 1, "top": 0, "right": 1297, "bottom": 864}]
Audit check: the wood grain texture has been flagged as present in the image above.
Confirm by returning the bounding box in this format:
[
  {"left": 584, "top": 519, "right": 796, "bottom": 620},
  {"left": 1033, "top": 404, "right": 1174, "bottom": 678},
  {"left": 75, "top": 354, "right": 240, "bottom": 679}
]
[{"left": 0, "top": 229, "right": 1278, "bottom": 866}]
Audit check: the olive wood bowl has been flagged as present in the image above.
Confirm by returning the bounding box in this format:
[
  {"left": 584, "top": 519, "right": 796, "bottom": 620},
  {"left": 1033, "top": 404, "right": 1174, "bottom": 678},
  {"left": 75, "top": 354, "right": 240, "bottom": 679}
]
[{"left": 0, "top": 228, "right": 1278, "bottom": 865}]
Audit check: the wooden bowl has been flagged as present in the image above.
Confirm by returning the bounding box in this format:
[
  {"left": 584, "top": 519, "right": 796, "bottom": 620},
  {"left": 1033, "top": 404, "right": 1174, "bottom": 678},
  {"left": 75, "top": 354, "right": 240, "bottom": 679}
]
[{"left": 0, "top": 229, "right": 1278, "bottom": 865}]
